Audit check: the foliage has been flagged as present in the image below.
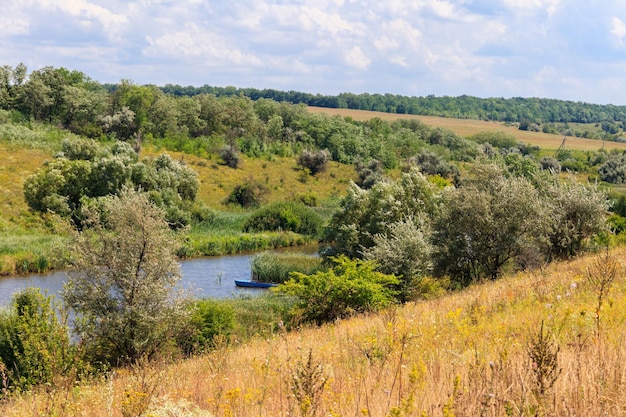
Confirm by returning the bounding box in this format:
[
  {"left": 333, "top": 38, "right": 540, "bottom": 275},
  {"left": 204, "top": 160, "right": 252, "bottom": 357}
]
[
  {"left": 0, "top": 288, "right": 77, "bottom": 393},
  {"left": 251, "top": 252, "right": 324, "bottom": 284},
  {"left": 469, "top": 131, "right": 518, "bottom": 149},
  {"left": 224, "top": 178, "right": 268, "bottom": 208},
  {"left": 63, "top": 189, "right": 189, "bottom": 366},
  {"left": 539, "top": 156, "right": 561, "bottom": 172},
  {"left": 537, "top": 175, "right": 609, "bottom": 260},
  {"left": 321, "top": 167, "right": 440, "bottom": 259},
  {"left": 598, "top": 153, "right": 626, "bottom": 183},
  {"left": 219, "top": 145, "right": 241, "bottom": 168},
  {"left": 275, "top": 256, "right": 398, "bottom": 325},
  {"left": 407, "top": 149, "right": 458, "bottom": 178},
  {"left": 296, "top": 149, "right": 330, "bottom": 175},
  {"left": 242, "top": 201, "right": 324, "bottom": 236},
  {"left": 362, "top": 217, "right": 433, "bottom": 302},
  {"left": 180, "top": 299, "right": 235, "bottom": 354},
  {"left": 24, "top": 140, "right": 200, "bottom": 229},
  {"left": 354, "top": 158, "right": 384, "bottom": 189},
  {"left": 432, "top": 164, "right": 548, "bottom": 284}
]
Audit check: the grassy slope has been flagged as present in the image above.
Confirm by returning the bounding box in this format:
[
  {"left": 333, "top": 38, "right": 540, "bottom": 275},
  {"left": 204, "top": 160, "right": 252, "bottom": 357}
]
[
  {"left": 4, "top": 247, "right": 625, "bottom": 416},
  {"left": 308, "top": 106, "right": 626, "bottom": 152}
]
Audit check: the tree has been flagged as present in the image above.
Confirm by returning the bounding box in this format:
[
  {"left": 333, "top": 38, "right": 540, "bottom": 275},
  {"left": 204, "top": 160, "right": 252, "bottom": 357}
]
[
  {"left": 321, "top": 167, "right": 440, "bottom": 259},
  {"left": 432, "top": 164, "right": 548, "bottom": 285},
  {"left": 537, "top": 175, "right": 609, "bottom": 260},
  {"left": 63, "top": 189, "right": 188, "bottom": 365}
]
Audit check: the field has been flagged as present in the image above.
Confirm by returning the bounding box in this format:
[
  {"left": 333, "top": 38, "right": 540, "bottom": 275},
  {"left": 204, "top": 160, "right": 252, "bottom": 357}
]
[
  {"left": 3, "top": 247, "right": 625, "bottom": 416},
  {"left": 308, "top": 106, "right": 626, "bottom": 152}
]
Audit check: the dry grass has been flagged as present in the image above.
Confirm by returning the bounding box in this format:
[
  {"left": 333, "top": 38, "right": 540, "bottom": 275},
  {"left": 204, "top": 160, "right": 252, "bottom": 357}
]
[
  {"left": 308, "top": 106, "right": 626, "bottom": 152},
  {"left": 142, "top": 147, "right": 355, "bottom": 209},
  {"left": 0, "top": 143, "right": 52, "bottom": 220},
  {"left": 4, "top": 247, "right": 626, "bottom": 416}
]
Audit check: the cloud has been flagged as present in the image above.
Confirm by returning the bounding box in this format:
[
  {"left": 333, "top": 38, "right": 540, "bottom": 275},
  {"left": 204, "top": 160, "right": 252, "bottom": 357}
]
[
  {"left": 144, "top": 23, "right": 262, "bottom": 67},
  {"left": 3, "top": 0, "right": 626, "bottom": 104},
  {"left": 344, "top": 46, "right": 370, "bottom": 70},
  {"left": 611, "top": 17, "right": 626, "bottom": 46}
]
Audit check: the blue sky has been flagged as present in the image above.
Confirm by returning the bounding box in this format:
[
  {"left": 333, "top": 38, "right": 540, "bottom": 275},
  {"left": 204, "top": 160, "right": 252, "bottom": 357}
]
[{"left": 3, "top": 0, "right": 626, "bottom": 105}]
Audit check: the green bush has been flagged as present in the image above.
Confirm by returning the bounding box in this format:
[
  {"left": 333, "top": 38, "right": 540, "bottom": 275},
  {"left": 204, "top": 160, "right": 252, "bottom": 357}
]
[
  {"left": 225, "top": 179, "right": 268, "bottom": 208},
  {"left": 243, "top": 201, "right": 324, "bottom": 236},
  {"left": 251, "top": 252, "right": 324, "bottom": 283},
  {"left": 275, "top": 256, "right": 399, "bottom": 325},
  {"left": 0, "top": 289, "right": 78, "bottom": 393},
  {"left": 180, "top": 299, "right": 235, "bottom": 354}
]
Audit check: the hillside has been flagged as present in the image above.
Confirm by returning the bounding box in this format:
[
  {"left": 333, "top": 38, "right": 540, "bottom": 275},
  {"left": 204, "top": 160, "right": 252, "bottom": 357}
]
[{"left": 3, "top": 247, "right": 625, "bottom": 416}]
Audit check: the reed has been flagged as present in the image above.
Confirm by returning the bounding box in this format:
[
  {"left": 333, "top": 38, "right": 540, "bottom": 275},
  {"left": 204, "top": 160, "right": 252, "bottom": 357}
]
[{"left": 251, "top": 251, "right": 323, "bottom": 283}]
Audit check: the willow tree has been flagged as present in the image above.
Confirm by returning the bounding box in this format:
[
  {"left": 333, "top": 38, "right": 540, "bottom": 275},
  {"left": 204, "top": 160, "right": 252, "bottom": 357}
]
[{"left": 63, "top": 188, "right": 188, "bottom": 365}]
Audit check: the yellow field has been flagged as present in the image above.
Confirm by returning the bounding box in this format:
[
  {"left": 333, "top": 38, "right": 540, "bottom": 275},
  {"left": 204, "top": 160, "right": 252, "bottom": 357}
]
[
  {"left": 4, "top": 247, "right": 626, "bottom": 416},
  {"left": 0, "top": 143, "right": 51, "bottom": 221},
  {"left": 308, "top": 106, "right": 626, "bottom": 152}
]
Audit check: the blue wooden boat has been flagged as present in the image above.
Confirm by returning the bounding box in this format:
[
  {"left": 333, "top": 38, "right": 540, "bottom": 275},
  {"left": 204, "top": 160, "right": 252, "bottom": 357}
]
[{"left": 234, "top": 279, "right": 277, "bottom": 288}]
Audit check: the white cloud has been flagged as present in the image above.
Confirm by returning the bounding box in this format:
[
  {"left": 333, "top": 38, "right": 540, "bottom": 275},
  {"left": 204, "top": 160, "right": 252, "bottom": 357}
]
[
  {"left": 611, "top": 17, "right": 626, "bottom": 46},
  {"left": 344, "top": 46, "right": 370, "bottom": 70},
  {"left": 3, "top": 0, "right": 626, "bottom": 103},
  {"left": 144, "top": 23, "right": 262, "bottom": 67}
]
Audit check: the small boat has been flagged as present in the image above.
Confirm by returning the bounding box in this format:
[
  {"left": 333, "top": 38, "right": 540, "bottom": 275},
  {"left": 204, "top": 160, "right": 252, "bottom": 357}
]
[{"left": 234, "top": 280, "right": 277, "bottom": 288}]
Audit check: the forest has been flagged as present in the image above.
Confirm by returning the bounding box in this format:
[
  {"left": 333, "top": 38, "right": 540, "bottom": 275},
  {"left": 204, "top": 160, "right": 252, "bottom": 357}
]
[{"left": 1, "top": 63, "right": 626, "bottom": 416}]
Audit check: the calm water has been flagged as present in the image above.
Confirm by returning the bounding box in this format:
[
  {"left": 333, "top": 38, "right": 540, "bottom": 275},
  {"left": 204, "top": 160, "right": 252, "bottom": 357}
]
[{"left": 0, "top": 246, "right": 318, "bottom": 308}]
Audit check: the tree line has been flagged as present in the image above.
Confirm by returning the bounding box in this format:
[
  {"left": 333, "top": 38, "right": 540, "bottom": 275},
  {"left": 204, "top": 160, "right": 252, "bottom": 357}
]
[{"left": 161, "top": 84, "right": 626, "bottom": 126}]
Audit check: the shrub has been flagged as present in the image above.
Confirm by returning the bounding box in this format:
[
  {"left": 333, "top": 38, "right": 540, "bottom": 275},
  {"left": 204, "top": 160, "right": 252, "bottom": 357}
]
[
  {"left": 251, "top": 252, "right": 324, "bottom": 283},
  {"left": 219, "top": 146, "right": 241, "bottom": 169},
  {"left": 297, "top": 149, "right": 330, "bottom": 175},
  {"left": 540, "top": 156, "right": 561, "bottom": 173},
  {"left": 242, "top": 201, "right": 324, "bottom": 236},
  {"left": 225, "top": 179, "right": 268, "bottom": 208},
  {"left": 275, "top": 256, "right": 399, "bottom": 325},
  {"left": 407, "top": 150, "right": 458, "bottom": 178},
  {"left": 355, "top": 158, "right": 384, "bottom": 189},
  {"left": 598, "top": 153, "right": 626, "bottom": 183},
  {"left": 180, "top": 299, "right": 235, "bottom": 354},
  {"left": 362, "top": 217, "right": 433, "bottom": 302},
  {"left": 0, "top": 288, "right": 77, "bottom": 393}
]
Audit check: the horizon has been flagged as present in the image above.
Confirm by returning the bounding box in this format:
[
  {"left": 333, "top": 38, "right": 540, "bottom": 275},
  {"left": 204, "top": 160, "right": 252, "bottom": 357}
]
[{"left": 4, "top": 1, "right": 626, "bottom": 106}]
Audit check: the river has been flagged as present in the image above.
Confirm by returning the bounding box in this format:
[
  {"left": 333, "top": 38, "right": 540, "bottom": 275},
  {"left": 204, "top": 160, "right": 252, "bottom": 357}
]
[{"left": 0, "top": 246, "right": 318, "bottom": 308}]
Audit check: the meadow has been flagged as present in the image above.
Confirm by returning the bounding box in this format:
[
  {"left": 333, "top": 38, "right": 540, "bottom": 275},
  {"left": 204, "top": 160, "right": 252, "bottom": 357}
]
[{"left": 2, "top": 246, "right": 624, "bottom": 416}]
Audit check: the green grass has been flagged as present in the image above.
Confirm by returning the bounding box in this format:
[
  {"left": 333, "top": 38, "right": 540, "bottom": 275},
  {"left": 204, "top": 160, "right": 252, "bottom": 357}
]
[{"left": 251, "top": 251, "right": 323, "bottom": 283}]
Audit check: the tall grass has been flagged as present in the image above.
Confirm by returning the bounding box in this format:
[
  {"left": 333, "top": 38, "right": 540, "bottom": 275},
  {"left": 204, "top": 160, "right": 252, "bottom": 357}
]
[
  {"left": 0, "top": 228, "right": 69, "bottom": 275},
  {"left": 251, "top": 252, "right": 323, "bottom": 283},
  {"left": 4, "top": 247, "right": 626, "bottom": 416}
]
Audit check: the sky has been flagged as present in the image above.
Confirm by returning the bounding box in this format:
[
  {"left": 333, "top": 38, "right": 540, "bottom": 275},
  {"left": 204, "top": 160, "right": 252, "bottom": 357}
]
[{"left": 3, "top": 0, "right": 626, "bottom": 105}]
